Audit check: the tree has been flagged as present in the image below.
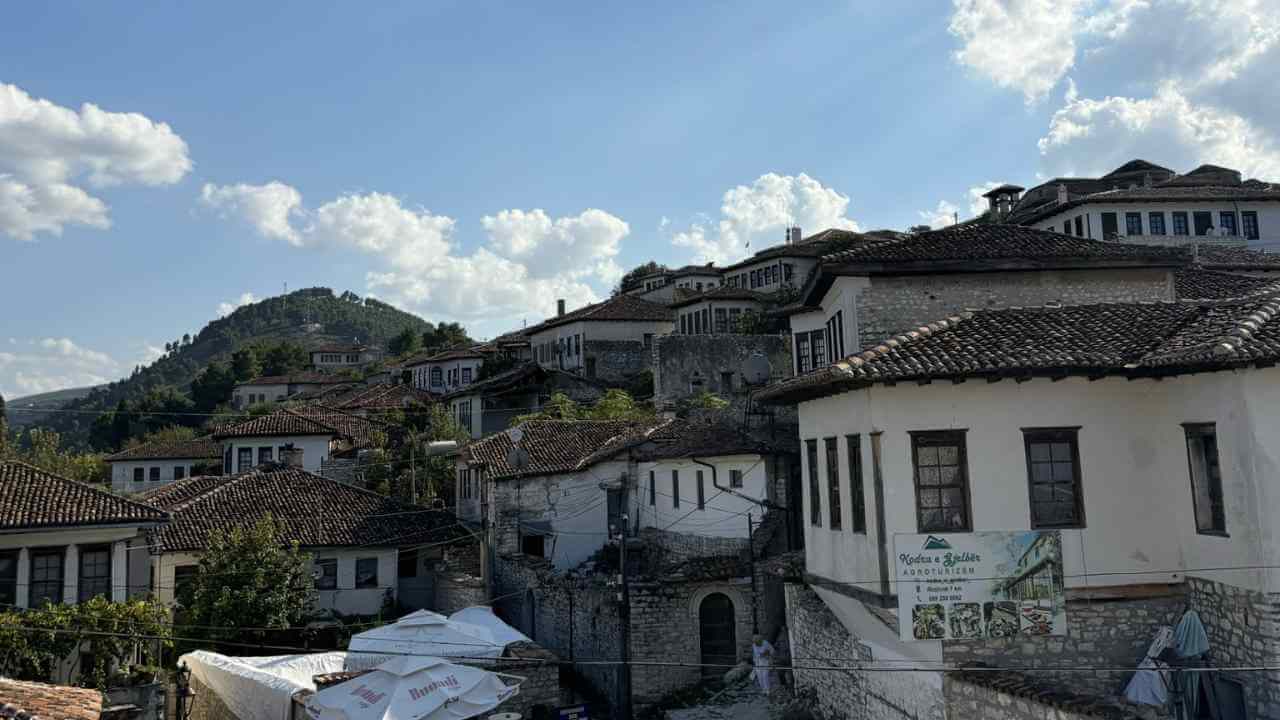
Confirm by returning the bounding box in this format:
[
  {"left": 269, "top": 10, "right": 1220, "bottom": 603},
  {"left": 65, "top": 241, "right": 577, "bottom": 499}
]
[
  {"left": 182, "top": 333, "right": 192, "bottom": 347},
  {"left": 124, "top": 425, "right": 198, "bottom": 449},
  {"left": 423, "top": 322, "right": 470, "bottom": 351},
  {"left": 231, "top": 347, "right": 262, "bottom": 381},
  {"left": 0, "top": 393, "right": 9, "bottom": 459},
  {"left": 190, "top": 362, "right": 237, "bottom": 411},
  {"left": 14, "top": 429, "right": 106, "bottom": 483},
  {"left": 513, "top": 389, "right": 653, "bottom": 424},
  {"left": 613, "top": 261, "right": 668, "bottom": 295},
  {"left": 259, "top": 341, "right": 309, "bottom": 376},
  {"left": 389, "top": 327, "right": 422, "bottom": 357},
  {"left": 178, "top": 515, "right": 315, "bottom": 649}
]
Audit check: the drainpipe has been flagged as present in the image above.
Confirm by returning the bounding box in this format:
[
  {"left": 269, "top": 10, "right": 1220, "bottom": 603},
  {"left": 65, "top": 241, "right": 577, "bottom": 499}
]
[{"left": 691, "top": 457, "right": 774, "bottom": 511}]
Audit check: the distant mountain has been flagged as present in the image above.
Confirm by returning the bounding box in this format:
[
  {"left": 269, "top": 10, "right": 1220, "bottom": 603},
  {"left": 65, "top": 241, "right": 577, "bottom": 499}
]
[
  {"left": 34, "top": 287, "right": 436, "bottom": 448},
  {"left": 6, "top": 385, "right": 102, "bottom": 429}
]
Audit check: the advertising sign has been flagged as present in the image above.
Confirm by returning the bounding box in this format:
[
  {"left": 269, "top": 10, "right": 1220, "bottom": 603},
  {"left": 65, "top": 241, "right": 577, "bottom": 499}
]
[{"left": 894, "top": 531, "right": 1067, "bottom": 642}]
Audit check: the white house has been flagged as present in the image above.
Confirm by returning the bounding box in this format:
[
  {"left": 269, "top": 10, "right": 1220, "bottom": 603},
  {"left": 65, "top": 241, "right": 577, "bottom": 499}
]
[
  {"left": 309, "top": 343, "right": 385, "bottom": 371},
  {"left": 759, "top": 294, "right": 1280, "bottom": 717},
  {"left": 668, "top": 264, "right": 723, "bottom": 293},
  {"left": 142, "top": 467, "right": 471, "bottom": 616},
  {"left": 525, "top": 294, "right": 673, "bottom": 380},
  {"left": 721, "top": 227, "right": 863, "bottom": 294},
  {"left": 213, "top": 405, "right": 389, "bottom": 474},
  {"left": 671, "top": 287, "right": 767, "bottom": 335},
  {"left": 0, "top": 461, "right": 167, "bottom": 682},
  {"left": 231, "top": 372, "right": 352, "bottom": 409},
  {"left": 105, "top": 436, "right": 223, "bottom": 493},
  {"left": 404, "top": 347, "right": 487, "bottom": 394},
  {"left": 1000, "top": 160, "right": 1280, "bottom": 247}
]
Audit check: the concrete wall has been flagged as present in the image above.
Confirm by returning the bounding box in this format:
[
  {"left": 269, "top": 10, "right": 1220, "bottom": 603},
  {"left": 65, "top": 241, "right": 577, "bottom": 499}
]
[
  {"left": 652, "top": 333, "right": 793, "bottom": 415},
  {"left": 224, "top": 434, "right": 331, "bottom": 473},
  {"left": 1029, "top": 199, "right": 1280, "bottom": 244},
  {"left": 110, "top": 458, "right": 208, "bottom": 493},
  {"left": 797, "top": 369, "right": 1280, "bottom": 599},
  {"left": 631, "top": 454, "right": 770, "bottom": 539}
]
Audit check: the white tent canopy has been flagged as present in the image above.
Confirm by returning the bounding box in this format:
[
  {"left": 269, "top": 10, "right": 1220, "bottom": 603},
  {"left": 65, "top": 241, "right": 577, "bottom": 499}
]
[
  {"left": 182, "top": 650, "right": 352, "bottom": 720},
  {"left": 304, "top": 655, "right": 521, "bottom": 720},
  {"left": 347, "top": 607, "right": 530, "bottom": 665}
]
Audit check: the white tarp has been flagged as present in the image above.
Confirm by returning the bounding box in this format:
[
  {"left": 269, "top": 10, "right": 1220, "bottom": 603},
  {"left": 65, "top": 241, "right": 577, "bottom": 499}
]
[
  {"left": 347, "top": 608, "right": 529, "bottom": 666},
  {"left": 305, "top": 655, "right": 521, "bottom": 720},
  {"left": 181, "top": 650, "right": 350, "bottom": 720}
]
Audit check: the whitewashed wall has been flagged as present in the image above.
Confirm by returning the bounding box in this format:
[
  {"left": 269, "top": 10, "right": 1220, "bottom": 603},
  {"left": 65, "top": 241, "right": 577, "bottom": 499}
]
[
  {"left": 110, "top": 458, "right": 207, "bottom": 493},
  {"left": 1030, "top": 200, "right": 1280, "bottom": 244},
  {"left": 231, "top": 382, "right": 290, "bottom": 408},
  {"left": 630, "top": 455, "right": 769, "bottom": 538},
  {"left": 0, "top": 527, "right": 149, "bottom": 607},
  {"left": 224, "top": 434, "right": 331, "bottom": 473},
  {"left": 530, "top": 319, "right": 673, "bottom": 372},
  {"left": 797, "top": 369, "right": 1280, "bottom": 597}
]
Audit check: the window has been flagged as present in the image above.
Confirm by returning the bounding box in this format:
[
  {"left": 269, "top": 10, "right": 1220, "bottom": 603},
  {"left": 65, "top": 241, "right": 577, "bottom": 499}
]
[
  {"left": 649, "top": 470, "right": 656, "bottom": 506},
  {"left": 681, "top": 315, "right": 689, "bottom": 335},
  {"left": 1101, "top": 212, "right": 1119, "bottom": 239},
  {"left": 585, "top": 357, "right": 597, "bottom": 378},
  {"left": 1193, "top": 211, "right": 1213, "bottom": 235},
  {"left": 133, "top": 467, "right": 144, "bottom": 483},
  {"left": 810, "top": 330, "right": 827, "bottom": 370},
  {"left": 806, "top": 439, "right": 821, "bottom": 527},
  {"left": 825, "top": 438, "right": 842, "bottom": 531},
  {"left": 1062, "top": 221, "right": 1071, "bottom": 235},
  {"left": 728, "top": 308, "right": 741, "bottom": 331},
  {"left": 714, "top": 308, "right": 728, "bottom": 334},
  {"left": 671, "top": 470, "right": 680, "bottom": 508},
  {"left": 315, "top": 558, "right": 337, "bottom": 590},
  {"left": 825, "top": 313, "right": 845, "bottom": 363},
  {"left": 720, "top": 371, "right": 734, "bottom": 393},
  {"left": 258, "top": 446, "right": 273, "bottom": 465},
  {"left": 1219, "top": 211, "right": 1238, "bottom": 236},
  {"left": 430, "top": 367, "right": 442, "bottom": 386},
  {"left": 1125, "top": 212, "right": 1143, "bottom": 235},
  {"left": 173, "top": 565, "right": 198, "bottom": 602},
  {"left": 30, "top": 550, "right": 63, "bottom": 607},
  {"left": 461, "top": 367, "right": 473, "bottom": 384},
  {"left": 521, "top": 534, "right": 545, "bottom": 557},
  {"left": 1023, "top": 428, "right": 1085, "bottom": 528},
  {"left": 174, "top": 466, "right": 185, "bottom": 481},
  {"left": 702, "top": 309, "right": 710, "bottom": 334},
  {"left": 911, "top": 431, "right": 971, "bottom": 532},
  {"left": 730, "top": 469, "right": 743, "bottom": 489},
  {"left": 1242, "top": 211, "right": 1260, "bottom": 240},
  {"left": 1148, "top": 212, "right": 1166, "bottom": 235},
  {"left": 459, "top": 468, "right": 472, "bottom": 499},
  {"left": 1074, "top": 216, "right": 1084, "bottom": 237},
  {"left": 1185, "top": 423, "right": 1226, "bottom": 535},
  {"left": 846, "top": 435, "right": 866, "bottom": 533},
  {"left": 458, "top": 400, "right": 472, "bottom": 430},
  {"left": 78, "top": 545, "right": 112, "bottom": 602},
  {"left": 398, "top": 548, "right": 419, "bottom": 578},
  {"left": 237, "top": 448, "right": 252, "bottom": 473},
  {"left": 148, "top": 467, "right": 160, "bottom": 482},
  {"left": 696, "top": 470, "right": 705, "bottom": 510},
  {"left": 796, "top": 334, "right": 811, "bottom": 374},
  {"left": 783, "top": 264, "right": 794, "bottom": 283},
  {"left": 1172, "top": 211, "right": 1190, "bottom": 235},
  {"left": 643, "top": 333, "right": 654, "bottom": 349},
  {"left": 0, "top": 552, "right": 17, "bottom": 607},
  {"left": 355, "top": 558, "right": 378, "bottom": 588}
]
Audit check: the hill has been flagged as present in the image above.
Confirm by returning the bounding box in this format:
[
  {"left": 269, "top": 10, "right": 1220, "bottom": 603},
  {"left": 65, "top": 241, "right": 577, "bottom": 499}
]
[
  {"left": 37, "top": 287, "right": 440, "bottom": 449},
  {"left": 6, "top": 385, "right": 102, "bottom": 430}
]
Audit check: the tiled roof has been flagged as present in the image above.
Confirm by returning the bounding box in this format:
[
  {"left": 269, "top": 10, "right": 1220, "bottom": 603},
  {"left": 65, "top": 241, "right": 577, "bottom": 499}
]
[
  {"left": 335, "top": 384, "right": 436, "bottom": 411},
  {"left": 311, "top": 344, "right": 379, "bottom": 353},
  {"left": 138, "top": 473, "right": 228, "bottom": 509},
  {"left": 145, "top": 467, "right": 469, "bottom": 552},
  {"left": 105, "top": 436, "right": 222, "bottom": 461},
  {"left": 0, "top": 678, "right": 102, "bottom": 720},
  {"left": 668, "top": 286, "right": 769, "bottom": 308},
  {"left": 0, "top": 461, "right": 169, "bottom": 530},
  {"left": 463, "top": 420, "right": 666, "bottom": 480},
  {"left": 213, "top": 406, "right": 389, "bottom": 446},
  {"left": 1103, "top": 159, "right": 1174, "bottom": 178},
  {"left": 400, "top": 346, "right": 489, "bottom": 366},
  {"left": 822, "top": 224, "right": 1188, "bottom": 267},
  {"left": 442, "top": 363, "right": 545, "bottom": 400},
  {"left": 533, "top": 295, "right": 673, "bottom": 332},
  {"left": 1175, "top": 268, "right": 1280, "bottom": 299},
  {"left": 616, "top": 420, "right": 780, "bottom": 461},
  {"left": 758, "top": 295, "right": 1280, "bottom": 404},
  {"left": 238, "top": 372, "right": 351, "bottom": 387},
  {"left": 1188, "top": 244, "right": 1280, "bottom": 270},
  {"left": 720, "top": 229, "right": 866, "bottom": 272},
  {"left": 669, "top": 264, "right": 722, "bottom": 277}
]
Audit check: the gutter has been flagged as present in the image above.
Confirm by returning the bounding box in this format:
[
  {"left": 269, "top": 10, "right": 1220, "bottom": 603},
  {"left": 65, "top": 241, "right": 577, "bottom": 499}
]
[{"left": 690, "top": 456, "right": 775, "bottom": 511}]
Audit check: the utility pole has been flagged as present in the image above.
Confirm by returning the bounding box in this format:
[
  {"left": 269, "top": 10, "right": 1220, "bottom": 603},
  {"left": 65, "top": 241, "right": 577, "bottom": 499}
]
[
  {"left": 617, "top": 514, "right": 633, "bottom": 720},
  {"left": 748, "top": 512, "right": 758, "bottom": 634}
]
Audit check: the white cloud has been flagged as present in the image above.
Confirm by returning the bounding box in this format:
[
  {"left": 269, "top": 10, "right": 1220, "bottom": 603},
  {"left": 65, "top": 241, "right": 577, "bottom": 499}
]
[
  {"left": 918, "top": 201, "right": 960, "bottom": 230},
  {"left": 1038, "top": 83, "right": 1280, "bottom": 179},
  {"left": 671, "top": 172, "right": 861, "bottom": 265},
  {"left": 948, "top": 0, "right": 1088, "bottom": 103},
  {"left": 201, "top": 182, "right": 629, "bottom": 329},
  {"left": 0, "top": 82, "right": 191, "bottom": 240},
  {"left": 0, "top": 338, "right": 120, "bottom": 398},
  {"left": 217, "top": 292, "right": 258, "bottom": 317}
]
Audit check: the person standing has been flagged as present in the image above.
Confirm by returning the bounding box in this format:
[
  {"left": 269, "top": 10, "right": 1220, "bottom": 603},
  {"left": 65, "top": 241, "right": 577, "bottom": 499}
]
[{"left": 751, "top": 633, "right": 775, "bottom": 692}]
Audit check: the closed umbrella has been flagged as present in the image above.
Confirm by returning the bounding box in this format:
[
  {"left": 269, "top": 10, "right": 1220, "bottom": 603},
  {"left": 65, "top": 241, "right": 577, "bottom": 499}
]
[{"left": 305, "top": 655, "right": 522, "bottom": 720}]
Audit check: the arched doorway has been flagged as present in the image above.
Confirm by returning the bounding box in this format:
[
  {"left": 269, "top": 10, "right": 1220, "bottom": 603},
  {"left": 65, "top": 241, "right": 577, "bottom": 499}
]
[
  {"left": 698, "top": 592, "right": 737, "bottom": 676},
  {"left": 523, "top": 590, "right": 537, "bottom": 640}
]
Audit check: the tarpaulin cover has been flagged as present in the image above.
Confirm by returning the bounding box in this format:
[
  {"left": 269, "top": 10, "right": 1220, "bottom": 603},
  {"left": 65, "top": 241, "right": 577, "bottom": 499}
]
[
  {"left": 305, "top": 655, "right": 521, "bottom": 720},
  {"left": 347, "top": 608, "right": 529, "bottom": 666},
  {"left": 181, "top": 650, "right": 350, "bottom": 720}
]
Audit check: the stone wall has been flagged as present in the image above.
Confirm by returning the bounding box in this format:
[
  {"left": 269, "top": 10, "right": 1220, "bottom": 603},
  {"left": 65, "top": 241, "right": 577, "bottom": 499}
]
[
  {"left": 1188, "top": 576, "right": 1280, "bottom": 719},
  {"left": 639, "top": 526, "right": 749, "bottom": 563},
  {"left": 653, "top": 334, "right": 794, "bottom": 421},
  {"left": 318, "top": 457, "right": 360, "bottom": 485},
  {"left": 943, "top": 671, "right": 1149, "bottom": 720},
  {"left": 943, "top": 588, "right": 1186, "bottom": 698},
  {"left": 856, "top": 268, "right": 1174, "bottom": 350},
  {"left": 493, "top": 642, "right": 565, "bottom": 718},
  {"left": 186, "top": 676, "right": 238, "bottom": 720},
  {"left": 584, "top": 339, "right": 648, "bottom": 383}
]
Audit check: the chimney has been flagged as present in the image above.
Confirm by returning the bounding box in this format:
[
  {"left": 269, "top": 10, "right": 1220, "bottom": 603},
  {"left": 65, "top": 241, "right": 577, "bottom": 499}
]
[
  {"left": 787, "top": 226, "right": 802, "bottom": 244},
  {"left": 1143, "top": 172, "right": 1153, "bottom": 188},
  {"left": 281, "top": 445, "right": 304, "bottom": 468},
  {"left": 1056, "top": 183, "right": 1069, "bottom": 205},
  {"left": 556, "top": 299, "right": 566, "bottom": 317}
]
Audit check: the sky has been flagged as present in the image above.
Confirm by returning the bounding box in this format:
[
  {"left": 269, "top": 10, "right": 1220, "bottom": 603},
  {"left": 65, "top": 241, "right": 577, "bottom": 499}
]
[{"left": 3, "top": 0, "right": 1280, "bottom": 398}]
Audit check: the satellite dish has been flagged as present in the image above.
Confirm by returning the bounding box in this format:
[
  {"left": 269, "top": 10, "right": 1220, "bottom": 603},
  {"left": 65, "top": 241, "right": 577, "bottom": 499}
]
[
  {"left": 506, "top": 446, "right": 530, "bottom": 470},
  {"left": 509, "top": 427, "right": 524, "bottom": 445},
  {"left": 742, "top": 352, "right": 772, "bottom": 385}
]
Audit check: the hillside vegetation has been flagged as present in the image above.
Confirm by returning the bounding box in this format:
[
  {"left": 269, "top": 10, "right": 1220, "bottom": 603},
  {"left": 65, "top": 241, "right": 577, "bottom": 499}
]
[{"left": 41, "top": 287, "right": 438, "bottom": 449}]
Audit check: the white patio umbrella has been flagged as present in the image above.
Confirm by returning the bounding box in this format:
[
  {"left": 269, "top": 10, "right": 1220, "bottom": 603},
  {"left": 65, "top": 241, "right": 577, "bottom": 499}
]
[
  {"left": 305, "top": 655, "right": 522, "bottom": 720},
  {"left": 347, "top": 610, "right": 528, "bottom": 666}
]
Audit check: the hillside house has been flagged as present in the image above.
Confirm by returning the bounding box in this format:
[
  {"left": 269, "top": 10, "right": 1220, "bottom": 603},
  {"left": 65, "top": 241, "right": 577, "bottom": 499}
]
[
  {"left": 721, "top": 227, "right": 869, "bottom": 294},
  {"left": 231, "top": 372, "right": 352, "bottom": 409},
  {"left": 105, "top": 436, "right": 223, "bottom": 493},
  {"left": 142, "top": 467, "right": 480, "bottom": 616},
  {"left": 759, "top": 293, "right": 1280, "bottom": 719},
  {"left": 404, "top": 347, "right": 488, "bottom": 394},
  {"left": 526, "top": 294, "right": 673, "bottom": 382},
  {"left": 309, "top": 343, "right": 385, "bottom": 371},
  {"left": 213, "top": 405, "right": 391, "bottom": 474},
  {"left": 442, "top": 362, "right": 606, "bottom": 439},
  {"left": 668, "top": 264, "right": 723, "bottom": 292},
  {"left": 671, "top": 286, "right": 768, "bottom": 335}
]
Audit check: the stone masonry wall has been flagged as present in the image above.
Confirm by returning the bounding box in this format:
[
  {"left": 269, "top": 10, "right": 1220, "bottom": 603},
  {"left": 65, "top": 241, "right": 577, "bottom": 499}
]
[
  {"left": 584, "top": 339, "right": 647, "bottom": 383},
  {"left": 944, "top": 589, "right": 1186, "bottom": 699},
  {"left": 639, "top": 526, "right": 749, "bottom": 562},
  {"left": 653, "top": 334, "right": 795, "bottom": 421},
  {"left": 943, "top": 672, "right": 1149, "bottom": 720},
  {"left": 187, "top": 676, "right": 238, "bottom": 720},
  {"left": 856, "top": 268, "right": 1173, "bottom": 350},
  {"left": 1188, "top": 576, "right": 1280, "bottom": 719}
]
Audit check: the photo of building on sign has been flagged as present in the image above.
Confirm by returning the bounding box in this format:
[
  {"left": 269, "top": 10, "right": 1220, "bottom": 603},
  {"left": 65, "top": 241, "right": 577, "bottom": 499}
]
[{"left": 894, "top": 531, "right": 1067, "bottom": 642}]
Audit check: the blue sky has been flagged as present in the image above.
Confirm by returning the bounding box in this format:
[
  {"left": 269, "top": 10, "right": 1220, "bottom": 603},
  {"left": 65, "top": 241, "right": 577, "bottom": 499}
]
[{"left": 3, "top": 0, "right": 1279, "bottom": 397}]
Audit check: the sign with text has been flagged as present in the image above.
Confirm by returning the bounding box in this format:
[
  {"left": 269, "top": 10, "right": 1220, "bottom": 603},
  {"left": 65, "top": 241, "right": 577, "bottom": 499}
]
[{"left": 894, "top": 531, "right": 1067, "bottom": 642}]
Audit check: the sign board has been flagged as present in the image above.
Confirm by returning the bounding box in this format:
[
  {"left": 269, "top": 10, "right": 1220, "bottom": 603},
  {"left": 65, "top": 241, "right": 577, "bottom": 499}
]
[
  {"left": 557, "top": 704, "right": 591, "bottom": 720},
  {"left": 894, "top": 531, "right": 1067, "bottom": 642}
]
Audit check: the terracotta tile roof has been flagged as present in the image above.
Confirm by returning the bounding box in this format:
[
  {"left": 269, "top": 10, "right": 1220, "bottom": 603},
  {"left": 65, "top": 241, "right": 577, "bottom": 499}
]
[
  {"left": 669, "top": 264, "right": 723, "bottom": 277},
  {"left": 137, "top": 474, "right": 228, "bottom": 509},
  {"left": 1175, "top": 268, "right": 1280, "bottom": 299},
  {"left": 668, "top": 286, "right": 769, "bottom": 309},
  {"left": 311, "top": 344, "right": 380, "bottom": 354},
  {"left": 237, "top": 372, "right": 351, "bottom": 387},
  {"left": 0, "top": 677, "right": 102, "bottom": 720},
  {"left": 758, "top": 295, "right": 1280, "bottom": 404},
  {"left": 1188, "top": 244, "right": 1280, "bottom": 270},
  {"left": 442, "top": 363, "right": 546, "bottom": 400},
  {"left": 334, "top": 384, "right": 436, "bottom": 411},
  {"left": 720, "top": 229, "right": 868, "bottom": 272},
  {"left": 0, "top": 461, "right": 169, "bottom": 531},
  {"left": 213, "top": 406, "right": 389, "bottom": 446},
  {"left": 105, "top": 436, "right": 222, "bottom": 462},
  {"left": 533, "top": 295, "right": 673, "bottom": 332},
  {"left": 145, "top": 467, "right": 469, "bottom": 552},
  {"left": 609, "top": 420, "right": 780, "bottom": 461},
  {"left": 463, "top": 420, "right": 666, "bottom": 480},
  {"left": 288, "top": 382, "right": 363, "bottom": 403},
  {"left": 822, "top": 225, "right": 1188, "bottom": 267}
]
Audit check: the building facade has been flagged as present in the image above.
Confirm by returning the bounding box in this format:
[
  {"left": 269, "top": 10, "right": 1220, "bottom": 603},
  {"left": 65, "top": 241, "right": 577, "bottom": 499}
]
[{"left": 106, "top": 437, "right": 223, "bottom": 493}]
